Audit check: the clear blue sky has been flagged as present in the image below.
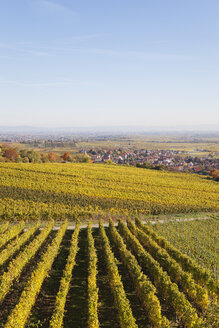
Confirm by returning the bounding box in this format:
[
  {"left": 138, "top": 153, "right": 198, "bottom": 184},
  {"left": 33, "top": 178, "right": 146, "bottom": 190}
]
[{"left": 0, "top": 0, "right": 219, "bottom": 128}]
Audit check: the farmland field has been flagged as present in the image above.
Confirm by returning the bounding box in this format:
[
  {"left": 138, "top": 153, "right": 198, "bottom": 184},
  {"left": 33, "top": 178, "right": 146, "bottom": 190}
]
[
  {"left": 0, "top": 218, "right": 218, "bottom": 328},
  {"left": 76, "top": 135, "right": 219, "bottom": 153},
  {"left": 0, "top": 162, "right": 219, "bottom": 221}
]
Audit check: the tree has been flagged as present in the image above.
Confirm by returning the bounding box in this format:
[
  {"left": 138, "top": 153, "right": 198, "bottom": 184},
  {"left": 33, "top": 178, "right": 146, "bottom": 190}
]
[
  {"left": 3, "top": 147, "right": 19, "bottom": 162},
  {"left": 15, "top": 155, "right": 22, "bottom": 163},
  {"left": 210, "top": 169, "right": 219, "bottom": 181},
  {"left": 48, "top": 152, "right": 61, "bottom": 162},
  {"left": 27, "top": 150, "right": 41, "bottom": 163},
  {"left": 41, "top": 153, "right": 49, "bottom": 163},
  {"left": 62, "top": 152, "right": 71, "bottom": 161},
  {"left": 20, "top": 149, "right": 41, "bottom": 163},
  {"left": 48, "top": 152, "right": 57, "bottom": 162},
  {"left": 82, "top": 156, "right": 92, "bottom": 163}
]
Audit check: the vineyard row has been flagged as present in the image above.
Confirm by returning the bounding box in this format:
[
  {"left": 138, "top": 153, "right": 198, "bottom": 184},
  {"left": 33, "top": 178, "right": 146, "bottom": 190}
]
[{"left": 0, "top": 220, "right": 218, "bottom": 328}]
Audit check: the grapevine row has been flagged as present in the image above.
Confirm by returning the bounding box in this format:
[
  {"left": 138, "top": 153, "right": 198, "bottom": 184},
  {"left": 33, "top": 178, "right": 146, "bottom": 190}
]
[
  {"left": 1, "top": 162, "right": 219, "bottom": 220},
  {"left": 135, "top": 217, "right": 219, "bottom": 296},
  {"left": 49, "top": 223, "right": 80, "bottom": 328},
  {"left": 0, "top": 220, "right": 54, "bottom": 303},
  {"left": 127, "top": 218, "right": 209, "bottom": 310},
  {"left": 0, "top": 223, "right": 40, "bottom": 266},
  {"left": 118, "top": 220, "right": 202, "bottom": 328},
  {"left": 109, "top": 219, "right": 169, "bottom": 328},
  {"left": 87, "top": 221, "right": 99, "bottom": 328},
  {"left": 4, "top": 221, "right": 68, "bottom": 328},
  {"left": 0, "top": 222, "right": 9, "bottom": 234},
  {"left": 99, "top": 220, "right": 137, "bottom": 328},
  {"left": 0, "top": 221, "right": 25, "bottom": 249}
]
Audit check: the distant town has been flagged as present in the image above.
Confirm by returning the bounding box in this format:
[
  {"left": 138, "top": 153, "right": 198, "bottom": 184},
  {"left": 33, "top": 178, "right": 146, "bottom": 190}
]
[{"left": 83, "top": 148, "right": 219, "bottom": 174}]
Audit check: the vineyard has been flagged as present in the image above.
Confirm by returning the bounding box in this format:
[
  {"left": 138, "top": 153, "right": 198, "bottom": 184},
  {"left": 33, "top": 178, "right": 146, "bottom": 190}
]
[
  {"left": 152, "top": 218, "right": 219, "bottom": 278},
  {"left": 0, "top": 218, "right": 218, "bottom": 328},
  {"left": 0, "top": 163, "right": 219, "bottom": 221}
]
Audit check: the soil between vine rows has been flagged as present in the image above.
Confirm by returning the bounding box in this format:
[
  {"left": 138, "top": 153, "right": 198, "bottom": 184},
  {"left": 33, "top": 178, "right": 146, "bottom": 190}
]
[
  {"left": 93, "top": 228, "right": 120, "bottom": 328},
  {"left": 63, "top": 228, "right": 89, "bottom": 328},
  {"left": 107, "top": 228, "right": 150, "bottom": 328},
  {"left": 26, "top": 230, "right": 73, "bottom": 328},
  {"left": 0, "top": 228, "right": 40, "bottom": 276},
  {"left": 0, "top": 224, "right": 216, "bottom": 327}
]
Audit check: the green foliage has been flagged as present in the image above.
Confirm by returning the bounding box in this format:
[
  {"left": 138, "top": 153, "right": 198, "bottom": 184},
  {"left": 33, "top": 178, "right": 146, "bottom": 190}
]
[
  {"left": 82, "top": 156, "right": 91, "bottom": 163},
  {"left": 19, "top": 150, "right": 42, "bottom": 163}
]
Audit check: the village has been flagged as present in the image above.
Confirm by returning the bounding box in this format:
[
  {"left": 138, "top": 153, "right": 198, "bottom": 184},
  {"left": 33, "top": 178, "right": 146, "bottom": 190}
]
[{"left": 84, "top": 148, "right": 219, "bottom": 174}]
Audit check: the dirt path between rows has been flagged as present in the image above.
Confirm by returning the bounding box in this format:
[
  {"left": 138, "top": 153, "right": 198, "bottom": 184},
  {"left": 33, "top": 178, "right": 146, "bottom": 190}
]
[{"left": 51, "top": 215, "right": 214, "bottom": 230}]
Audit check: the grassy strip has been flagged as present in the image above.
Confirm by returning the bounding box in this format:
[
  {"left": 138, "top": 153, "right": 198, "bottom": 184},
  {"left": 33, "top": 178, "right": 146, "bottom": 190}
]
[{"left": 49, "top": 223, "right": 80, "bottom": 328}]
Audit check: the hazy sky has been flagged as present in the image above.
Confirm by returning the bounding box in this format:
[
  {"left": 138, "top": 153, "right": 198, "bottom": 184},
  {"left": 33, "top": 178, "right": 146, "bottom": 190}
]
[{"left": 0, "top": 0, "right": 219, "bottom": 128}]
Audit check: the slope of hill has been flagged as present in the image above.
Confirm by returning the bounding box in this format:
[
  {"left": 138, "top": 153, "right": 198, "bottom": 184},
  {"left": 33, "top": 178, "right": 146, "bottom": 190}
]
[
  {"left": 0, "top": 219, "right": 218, "bottom": 327},
  {"left": 0, "top": 163, "right": 218, "bottom": 221}
]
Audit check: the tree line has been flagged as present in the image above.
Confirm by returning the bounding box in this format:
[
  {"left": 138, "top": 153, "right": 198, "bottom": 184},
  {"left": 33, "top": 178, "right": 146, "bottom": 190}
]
[{"left": 0, "top": 144, "right": 90, "bottom": 164}]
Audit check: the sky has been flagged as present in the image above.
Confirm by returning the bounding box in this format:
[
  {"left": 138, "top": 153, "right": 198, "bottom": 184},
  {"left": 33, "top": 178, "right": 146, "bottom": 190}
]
[{"left": 0, "top": 0, "right": 219, "bottom": 128}]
